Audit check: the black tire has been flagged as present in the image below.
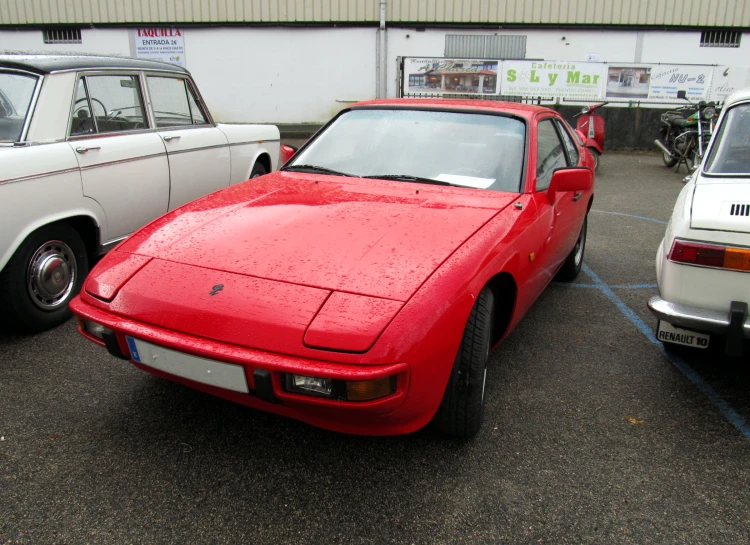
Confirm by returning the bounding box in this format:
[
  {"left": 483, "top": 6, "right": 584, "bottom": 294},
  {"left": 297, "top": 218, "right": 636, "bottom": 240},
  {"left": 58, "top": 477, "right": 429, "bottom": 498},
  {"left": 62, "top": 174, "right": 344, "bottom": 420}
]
[
  {"left": 556, "top": 215, "right": 587, "bottom": 281},
  {"left": 249, "top": 162, "right": 267, "bottom": 179},
  {"left": 0, "top": 223, "right": 89, "bottom": 333},
  {"left": 662, "top": 149, "right": 679, "bottom": 168},
  {"left": 434, "top": 287, "right": 494, "bottom": 439},
  {"left": 589, "top": 148, "right": 600, "bottom": 172}
]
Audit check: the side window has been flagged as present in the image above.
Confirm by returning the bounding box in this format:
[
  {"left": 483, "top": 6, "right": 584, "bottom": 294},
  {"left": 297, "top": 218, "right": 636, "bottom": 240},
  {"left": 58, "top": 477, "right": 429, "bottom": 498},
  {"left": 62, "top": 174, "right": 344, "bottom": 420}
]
[
  {"left": 147, "top": 76, "right": 209, "bottom": 128},
  {"left": 70, "top": 79, "right": 94, "bottom": 135},
  {"left": 536, "top": 119, "right": 568, "bottom": 191},
  {"left": 556, "top": 120, "right": 580, "bottom": 166},
  {"left": 83, "top": 75, "right": 147, "bottom": 133}
]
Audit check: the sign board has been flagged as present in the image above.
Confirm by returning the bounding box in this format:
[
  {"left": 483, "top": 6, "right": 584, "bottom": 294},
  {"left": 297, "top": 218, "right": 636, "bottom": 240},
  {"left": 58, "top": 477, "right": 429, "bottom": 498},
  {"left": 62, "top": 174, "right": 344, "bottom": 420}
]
[
  {"left": 134, "top": 28, "right": 186, "bottom": 67},
  {"left": 403, "top": 57, "right": 499, "bottom": 95},
  {"left": 648, "top": 64, "right": 712, "bottom": 100},
  {"left": 502, "top": 60, "right": 606, "bottom": 99},
  {"left": 710, "top": 65, "right": 750, "bottom": 102}
]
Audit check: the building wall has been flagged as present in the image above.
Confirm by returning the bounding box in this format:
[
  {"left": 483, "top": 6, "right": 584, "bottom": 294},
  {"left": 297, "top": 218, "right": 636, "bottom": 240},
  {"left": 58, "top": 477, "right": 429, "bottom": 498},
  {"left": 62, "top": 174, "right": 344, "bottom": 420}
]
[
  {"left": 2, "top": 25, "right": 748, "bottom": 124},
  {"left": 2, "top": 0, "right": 750, "bottom": 26}
]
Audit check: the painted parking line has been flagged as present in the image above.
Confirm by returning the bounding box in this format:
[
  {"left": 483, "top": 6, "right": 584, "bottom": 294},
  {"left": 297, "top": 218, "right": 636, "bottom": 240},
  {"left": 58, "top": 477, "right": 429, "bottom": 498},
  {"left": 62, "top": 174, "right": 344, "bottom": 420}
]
[
  {"left": 590, "top": 209, "right": 668, "bottom": 225},
  {"left": 580, "top": 263, "right": 750, "bottom": 439}
]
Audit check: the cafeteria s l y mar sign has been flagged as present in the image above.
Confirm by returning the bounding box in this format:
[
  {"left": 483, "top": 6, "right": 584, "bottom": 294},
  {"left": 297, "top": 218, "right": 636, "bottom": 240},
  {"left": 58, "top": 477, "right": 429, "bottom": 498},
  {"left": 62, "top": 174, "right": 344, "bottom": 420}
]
[{"left": 501, "top": 60, "right": 606, "bottom": 99}]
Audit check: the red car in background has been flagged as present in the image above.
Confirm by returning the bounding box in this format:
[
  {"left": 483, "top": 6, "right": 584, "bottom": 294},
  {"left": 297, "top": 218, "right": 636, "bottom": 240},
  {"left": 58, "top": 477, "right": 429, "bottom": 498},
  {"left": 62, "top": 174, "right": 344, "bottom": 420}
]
[{"left": 70, "top": 99, "right": 595, "bottom": 438}]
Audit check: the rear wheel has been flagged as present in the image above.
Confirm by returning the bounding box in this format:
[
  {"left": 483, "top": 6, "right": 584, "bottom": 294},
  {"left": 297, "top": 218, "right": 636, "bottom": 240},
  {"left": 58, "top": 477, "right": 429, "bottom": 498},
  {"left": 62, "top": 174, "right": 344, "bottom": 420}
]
[
  {"left": 556, "top": 215, "right": 587, "bottom": 281},
  {"left": 434, "top": 287, "right": 494, "bottom": 439},
  {"left": 662, "top": 133, "right": 679, "bottom": 167},
  {"left": 0, "top": 223, "right": 89, "bottom": 333}
]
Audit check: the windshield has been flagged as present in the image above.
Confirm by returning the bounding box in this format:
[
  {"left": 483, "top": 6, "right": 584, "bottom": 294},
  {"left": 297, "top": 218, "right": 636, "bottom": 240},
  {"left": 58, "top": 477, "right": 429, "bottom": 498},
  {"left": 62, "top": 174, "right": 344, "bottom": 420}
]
[
  {"left": 288, "top": 108, "right": 526, "bottom": 192},
  {"left": 704, "top": 104, "right": 750, "bottom": 175},
  {"left": 0, "top": 72, "right": 39, "bottom": 143}
]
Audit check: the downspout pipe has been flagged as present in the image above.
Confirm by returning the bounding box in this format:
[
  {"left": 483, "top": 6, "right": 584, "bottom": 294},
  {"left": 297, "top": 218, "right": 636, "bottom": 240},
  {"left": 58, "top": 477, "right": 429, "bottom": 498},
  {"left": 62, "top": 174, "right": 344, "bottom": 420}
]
[{"left": 377, "top": 0, "right": 387, "bottom": 98}]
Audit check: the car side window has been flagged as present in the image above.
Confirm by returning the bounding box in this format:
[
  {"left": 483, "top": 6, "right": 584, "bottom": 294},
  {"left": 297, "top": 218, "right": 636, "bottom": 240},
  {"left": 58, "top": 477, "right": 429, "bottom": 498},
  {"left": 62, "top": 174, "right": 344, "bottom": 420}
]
[
  {"left": 147, "top": 76, "right": 208, "bottom": 128},
  {"left": 70, "top": 78, "right": 95, "bottom": 136},
  {"left": 555, "top": 120, "right": 580, "bottom": 166},
  {"left": 536, "top": 119, "right": 568, "bottom": 191},
  {"left": 78, "top": 75, "right": 147, "bottom": 134}
]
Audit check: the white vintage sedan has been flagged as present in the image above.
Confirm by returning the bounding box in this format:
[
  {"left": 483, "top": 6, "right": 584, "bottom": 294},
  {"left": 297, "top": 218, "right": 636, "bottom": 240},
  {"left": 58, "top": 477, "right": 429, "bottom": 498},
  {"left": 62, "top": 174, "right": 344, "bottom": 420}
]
[
  {"left": 649, "top": 87, "right": 750, "bottom": 357},
  {"left": 0, "top": 53, "right": 282, "bottom": 332}
]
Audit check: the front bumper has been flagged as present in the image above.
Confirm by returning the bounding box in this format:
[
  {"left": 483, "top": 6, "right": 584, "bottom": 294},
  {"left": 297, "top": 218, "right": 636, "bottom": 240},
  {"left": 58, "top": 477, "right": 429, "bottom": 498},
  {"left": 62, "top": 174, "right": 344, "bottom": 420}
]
[
  {"left": 648, "top": 296, "right": 750, "bottom": 338},
  {"left": 69, "top": 296, "right": 431, "bottom": 436}
]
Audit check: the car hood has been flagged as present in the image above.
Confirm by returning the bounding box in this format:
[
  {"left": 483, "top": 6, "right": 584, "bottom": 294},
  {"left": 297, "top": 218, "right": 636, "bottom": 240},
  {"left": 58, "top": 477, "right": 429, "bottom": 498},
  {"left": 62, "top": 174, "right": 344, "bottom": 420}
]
[
  {"left": 118, "top": 171, "right": 516, "bottom": 301},
  {"left": 691, "top": 177, "right": 750, "bottom": 234}
]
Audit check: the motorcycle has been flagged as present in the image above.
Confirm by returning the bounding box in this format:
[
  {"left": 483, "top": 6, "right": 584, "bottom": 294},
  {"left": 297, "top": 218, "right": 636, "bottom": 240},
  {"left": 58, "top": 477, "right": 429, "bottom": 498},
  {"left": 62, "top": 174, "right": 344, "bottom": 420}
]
[
  {"left": 655, "top": 90, "right": 719, "bottom": 173},
  {"left": 573, "top": 102, "right": 608, "bottom": 172}
]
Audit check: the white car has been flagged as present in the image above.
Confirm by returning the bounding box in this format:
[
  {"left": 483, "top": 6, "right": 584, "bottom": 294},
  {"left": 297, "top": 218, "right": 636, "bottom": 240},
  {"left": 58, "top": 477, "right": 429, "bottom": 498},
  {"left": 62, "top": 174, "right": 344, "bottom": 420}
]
[
  {"left": 0, "top": 53, "right": 282, "bottom": 332},
  {"left": 649, "top": 87, "right": 750, "bottom": 357}
]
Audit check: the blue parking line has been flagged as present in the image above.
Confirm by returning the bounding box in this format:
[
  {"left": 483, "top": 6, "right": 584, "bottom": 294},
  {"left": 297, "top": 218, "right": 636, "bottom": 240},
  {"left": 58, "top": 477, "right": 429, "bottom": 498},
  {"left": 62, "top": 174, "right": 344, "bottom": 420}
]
[
  {"left": 582, "top": 264, "right": 750, "bottom": 439},
  {"left": 590, "top": 209, "right": 668, "bottom": 225}
]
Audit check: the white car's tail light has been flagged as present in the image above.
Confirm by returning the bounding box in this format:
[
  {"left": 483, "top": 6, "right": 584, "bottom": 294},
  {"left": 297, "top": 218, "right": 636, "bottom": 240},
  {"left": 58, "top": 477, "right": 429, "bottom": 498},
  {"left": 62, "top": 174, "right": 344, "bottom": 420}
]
[{"left": 668, "top": 239, "right": 750, "bottom": 272}]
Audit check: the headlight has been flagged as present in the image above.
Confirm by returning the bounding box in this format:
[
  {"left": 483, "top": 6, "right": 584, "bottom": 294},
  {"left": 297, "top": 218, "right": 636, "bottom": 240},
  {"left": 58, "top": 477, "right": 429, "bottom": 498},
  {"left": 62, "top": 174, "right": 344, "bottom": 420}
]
[{"left": 703, "top": 107, "right": 716, "bottom": 119}]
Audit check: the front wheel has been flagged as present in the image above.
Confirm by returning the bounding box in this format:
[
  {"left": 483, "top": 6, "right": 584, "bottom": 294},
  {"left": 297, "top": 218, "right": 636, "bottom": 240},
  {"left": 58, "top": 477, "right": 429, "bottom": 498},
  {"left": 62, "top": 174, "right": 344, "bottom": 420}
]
[
  {"left": 556, "top": 215, "right": 587, "bottom": 281},
  {"left": 249, "top": 162, "right": 267, "bottom": 179},
  {"left": 589, "top": 148, "right": 600, "bottom": 171},
  {"left": 434, "top": 287, "right": 494, "bottom": 439},
  {"left": 0, "top": 223, "right": 89, "bottom": 333}
]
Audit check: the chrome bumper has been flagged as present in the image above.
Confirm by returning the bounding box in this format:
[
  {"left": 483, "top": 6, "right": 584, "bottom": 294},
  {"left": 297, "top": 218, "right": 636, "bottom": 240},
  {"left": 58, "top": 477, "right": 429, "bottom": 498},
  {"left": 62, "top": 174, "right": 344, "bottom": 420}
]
[{"left": 648, "top": 296, "right": 750, "bottom": 338}]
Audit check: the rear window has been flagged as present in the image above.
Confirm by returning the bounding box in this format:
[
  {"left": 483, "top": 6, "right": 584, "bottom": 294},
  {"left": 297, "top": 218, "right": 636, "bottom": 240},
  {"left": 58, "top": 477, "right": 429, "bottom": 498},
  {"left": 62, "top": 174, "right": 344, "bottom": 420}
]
[
  {"left": 704, "top": 104, "right": 750, "bottom": 175},
  {"left": 0, "top": 72, "right": 39, "bottom": 142}
]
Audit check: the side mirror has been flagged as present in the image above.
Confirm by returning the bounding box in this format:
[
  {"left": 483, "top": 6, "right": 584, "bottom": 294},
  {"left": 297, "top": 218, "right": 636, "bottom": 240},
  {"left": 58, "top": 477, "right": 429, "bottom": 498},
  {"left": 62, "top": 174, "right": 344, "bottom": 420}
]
[
  {"left": 580, "top": 106, "right": 590, "bottom": 115},
  {"left": 547, "top": 168, "right": 593, "bottom": 203},
  {"left": 677, "top": 90, "right": 687, "bottom": 99}
]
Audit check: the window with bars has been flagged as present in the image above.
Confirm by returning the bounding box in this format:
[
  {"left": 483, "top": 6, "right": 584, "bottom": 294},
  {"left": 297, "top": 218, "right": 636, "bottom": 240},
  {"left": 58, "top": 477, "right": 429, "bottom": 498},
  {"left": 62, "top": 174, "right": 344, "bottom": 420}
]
[
  {"left": 43, "top": 28, "right": 82, "bottom": 44},
  {"left": 700, "top": 30, "right": 741, "bottom": 48}
]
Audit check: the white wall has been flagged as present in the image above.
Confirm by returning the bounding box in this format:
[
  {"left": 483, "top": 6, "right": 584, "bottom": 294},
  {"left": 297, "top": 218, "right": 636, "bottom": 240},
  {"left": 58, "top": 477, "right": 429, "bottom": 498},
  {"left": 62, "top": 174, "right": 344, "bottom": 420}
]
[{"left": 2, "top": 26, "right": 748, "bottom": 124}]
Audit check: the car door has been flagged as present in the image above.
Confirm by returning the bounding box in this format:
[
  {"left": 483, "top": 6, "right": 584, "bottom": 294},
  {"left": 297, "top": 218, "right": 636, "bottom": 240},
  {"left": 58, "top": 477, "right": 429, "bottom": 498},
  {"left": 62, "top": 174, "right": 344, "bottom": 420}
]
[
  {"left": 68, "top": 73, "right": 170, "bottom": 243},
  {"left": 530, "top": 117, "right": 571, "bottom": 282},
  {"left": 145, "top": 75, "right": 230, "bottom": 210},
  {"left": 553, "top": 118, "right": 588, "bottom": 252}
]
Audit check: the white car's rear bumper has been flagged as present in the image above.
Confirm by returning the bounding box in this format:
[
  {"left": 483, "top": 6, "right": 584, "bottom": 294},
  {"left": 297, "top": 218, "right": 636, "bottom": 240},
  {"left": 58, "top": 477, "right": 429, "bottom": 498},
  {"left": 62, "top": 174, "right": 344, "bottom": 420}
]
[{"left": 648, "top": 296, "right": 750, "bottom": 338}]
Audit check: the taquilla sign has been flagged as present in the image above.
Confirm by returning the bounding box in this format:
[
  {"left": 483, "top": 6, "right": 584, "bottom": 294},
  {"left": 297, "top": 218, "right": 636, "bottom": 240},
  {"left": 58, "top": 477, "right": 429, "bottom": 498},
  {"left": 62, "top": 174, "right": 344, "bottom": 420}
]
[{"left": 502, "top": 60, "right": 606, "bottom": 99}]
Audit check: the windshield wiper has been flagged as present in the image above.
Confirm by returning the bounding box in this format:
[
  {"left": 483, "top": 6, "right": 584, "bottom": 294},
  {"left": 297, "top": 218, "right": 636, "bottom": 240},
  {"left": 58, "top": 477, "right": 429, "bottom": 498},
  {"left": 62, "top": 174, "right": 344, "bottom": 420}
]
[
  {"left": 362, "top": 174, "right": 453, "bottom": 186},
  {"left": 282, "top": 164, "right": 354, "bottom": 177}
]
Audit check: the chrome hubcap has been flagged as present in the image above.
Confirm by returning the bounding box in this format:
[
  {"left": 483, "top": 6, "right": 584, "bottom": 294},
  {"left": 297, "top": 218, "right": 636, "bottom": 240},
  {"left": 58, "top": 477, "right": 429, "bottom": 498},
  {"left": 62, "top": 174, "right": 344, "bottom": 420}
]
[{"left": 27, "top": 240, "right": 76, "bottom": 310}]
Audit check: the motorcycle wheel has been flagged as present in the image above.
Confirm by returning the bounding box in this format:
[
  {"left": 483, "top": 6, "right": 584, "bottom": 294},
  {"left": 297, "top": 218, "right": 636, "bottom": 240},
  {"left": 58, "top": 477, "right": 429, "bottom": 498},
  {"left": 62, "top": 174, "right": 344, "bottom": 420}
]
[{"left": 662, "top": 135, "right": 679, "bottom": 167}]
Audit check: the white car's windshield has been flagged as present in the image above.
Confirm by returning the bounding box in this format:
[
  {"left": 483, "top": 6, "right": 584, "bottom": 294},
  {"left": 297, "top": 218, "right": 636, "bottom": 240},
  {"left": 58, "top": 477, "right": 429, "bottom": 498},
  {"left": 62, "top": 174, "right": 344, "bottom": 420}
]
[
  {"left": 0, "top": 72, "right": 38, "bottom": 143},
  {"left": 704, "top": 104, "right": 750, "bottom": 175},
  {"left": 287, "top": 108, "right": 526, "bottom": 193}
]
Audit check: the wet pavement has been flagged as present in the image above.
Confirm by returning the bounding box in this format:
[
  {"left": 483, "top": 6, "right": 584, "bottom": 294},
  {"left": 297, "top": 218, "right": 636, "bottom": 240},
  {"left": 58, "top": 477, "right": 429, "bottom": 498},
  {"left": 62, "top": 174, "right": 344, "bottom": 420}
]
[{"left": 1, "top": 151, "right": 748, "bottom": 544}]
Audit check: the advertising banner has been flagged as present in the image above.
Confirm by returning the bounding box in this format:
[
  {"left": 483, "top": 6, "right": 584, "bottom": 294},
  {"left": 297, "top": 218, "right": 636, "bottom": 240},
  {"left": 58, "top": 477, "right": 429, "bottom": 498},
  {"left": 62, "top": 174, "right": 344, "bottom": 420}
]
[
  {"left": 404, "top": 57, "right": 499, "bottom": 95},
  {"left": 605, "top": 65, "right": 652, "bottom": 99},
  {"left": 134, "top": 28, "right": 186, "bottom": 67},
  {"left": 501, "top": 60, "right": 606, "bottom": 99},
  {"left": 710, "top": 65, "right": 750, "bottom": 102},
  {"left": 648, "top": 64, "right": 712, "bottom": 100}
]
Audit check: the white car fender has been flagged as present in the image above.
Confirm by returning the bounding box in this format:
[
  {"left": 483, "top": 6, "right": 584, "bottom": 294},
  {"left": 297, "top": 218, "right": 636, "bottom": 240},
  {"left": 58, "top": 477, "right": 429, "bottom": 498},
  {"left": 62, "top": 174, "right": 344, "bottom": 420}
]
[{"left": 217, "top": 123, "right": 281, "bottom": 184}]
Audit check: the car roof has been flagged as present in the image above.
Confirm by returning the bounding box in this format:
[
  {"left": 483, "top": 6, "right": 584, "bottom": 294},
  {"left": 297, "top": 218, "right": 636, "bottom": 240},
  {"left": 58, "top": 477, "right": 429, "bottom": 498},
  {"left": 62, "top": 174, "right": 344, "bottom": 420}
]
[
  {"left": 0, "top": 53, "right": 189, "bottom": 75},
  {"left": 348, "top": 98, "right": 555, "bottom": 120},
  {"left": 724, "top": 87, "right": 750, "bottom": 108}
]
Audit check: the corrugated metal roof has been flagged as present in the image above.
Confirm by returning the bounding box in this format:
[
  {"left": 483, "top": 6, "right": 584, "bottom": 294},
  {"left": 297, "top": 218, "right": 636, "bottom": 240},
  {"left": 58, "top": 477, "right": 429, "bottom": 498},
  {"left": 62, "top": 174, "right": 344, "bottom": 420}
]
[{"left": 1, "top": 0, "right": 748, "bottom": 27}]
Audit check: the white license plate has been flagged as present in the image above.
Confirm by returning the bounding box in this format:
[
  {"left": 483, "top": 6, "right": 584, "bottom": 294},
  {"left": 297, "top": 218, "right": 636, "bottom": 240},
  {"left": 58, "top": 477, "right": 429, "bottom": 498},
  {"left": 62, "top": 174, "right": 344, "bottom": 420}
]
[
  {"left": 125, "top": 336, "right": 250, "bottom": 393},
  {"left": 656, "top": 321, "right": 710, "bottom": 349}
]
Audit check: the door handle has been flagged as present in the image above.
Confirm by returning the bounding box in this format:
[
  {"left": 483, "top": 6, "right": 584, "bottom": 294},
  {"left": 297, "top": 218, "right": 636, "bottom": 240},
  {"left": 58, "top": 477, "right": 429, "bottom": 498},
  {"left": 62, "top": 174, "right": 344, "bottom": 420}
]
[
  {"left": 75, "top": 146, "right": 101, "bottom": 154},
  {"left": 573, "top": 192, "right": 583, "bottom": 201},
  {"left": 163, "top": 135, "right": 181, "bottom": 141}
]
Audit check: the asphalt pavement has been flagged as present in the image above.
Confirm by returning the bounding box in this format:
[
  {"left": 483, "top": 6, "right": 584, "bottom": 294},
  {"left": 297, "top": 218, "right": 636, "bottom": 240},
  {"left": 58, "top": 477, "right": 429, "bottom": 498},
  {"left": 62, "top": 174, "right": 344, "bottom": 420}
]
[{"left": 1, "top": 151, "right": 748, "bottom": 544}]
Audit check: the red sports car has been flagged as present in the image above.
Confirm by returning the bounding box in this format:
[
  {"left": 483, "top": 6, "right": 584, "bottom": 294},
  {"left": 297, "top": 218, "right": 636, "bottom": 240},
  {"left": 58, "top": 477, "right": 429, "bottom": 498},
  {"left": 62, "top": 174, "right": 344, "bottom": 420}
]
[{"left": 70, "top": 99, "right": 595, "bottom": 438}]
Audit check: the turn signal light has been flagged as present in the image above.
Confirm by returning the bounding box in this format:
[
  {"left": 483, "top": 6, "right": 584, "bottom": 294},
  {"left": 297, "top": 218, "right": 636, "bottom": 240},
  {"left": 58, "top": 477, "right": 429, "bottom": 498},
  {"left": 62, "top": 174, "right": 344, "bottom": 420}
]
[
  {"left": 346, "top": 377, "right": 394, "bottom": 402},
  {"left": 668, "top": 239, "right": 750, "bottom": 272}
]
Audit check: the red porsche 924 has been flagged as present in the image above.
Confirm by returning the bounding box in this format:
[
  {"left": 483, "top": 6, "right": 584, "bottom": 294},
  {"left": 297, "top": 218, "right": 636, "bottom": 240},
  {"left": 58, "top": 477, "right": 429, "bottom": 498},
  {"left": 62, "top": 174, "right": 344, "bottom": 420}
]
[{"left": 70, "top": 99, "right": 595, "bottom": 438}]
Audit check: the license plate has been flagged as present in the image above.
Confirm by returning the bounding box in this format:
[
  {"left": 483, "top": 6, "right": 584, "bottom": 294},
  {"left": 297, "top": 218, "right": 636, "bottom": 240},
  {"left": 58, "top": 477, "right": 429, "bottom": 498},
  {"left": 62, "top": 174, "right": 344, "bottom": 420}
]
[
  {"left": 656, "top": 321, "right": 710, "bottom": 349},
  {"left": 125, "top": 336, "right": 250, "bottom": 393}
]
